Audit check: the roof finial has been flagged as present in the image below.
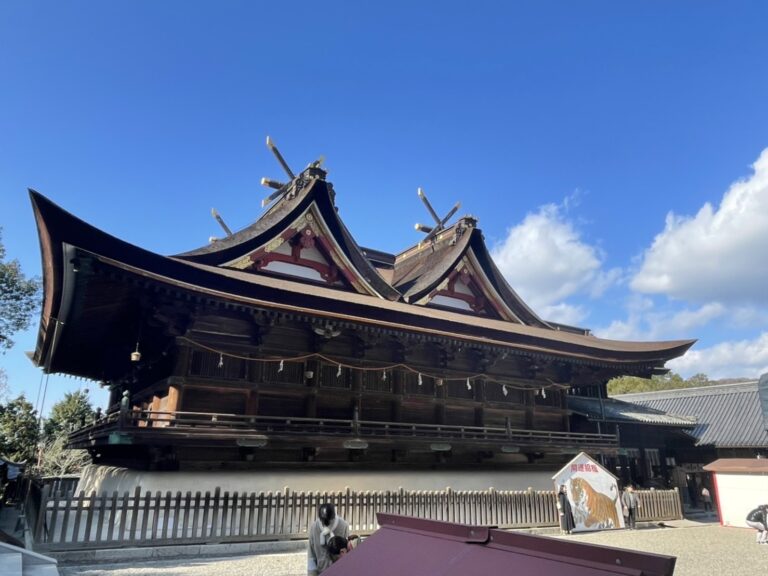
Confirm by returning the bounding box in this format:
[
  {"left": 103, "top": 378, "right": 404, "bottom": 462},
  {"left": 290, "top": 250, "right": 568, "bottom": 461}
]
[
  {"left": 260, "top": 136, "right": 327, "bottom": 209},
  {"left": 413, "top": 187, "right": 461, "bottom": 244}
]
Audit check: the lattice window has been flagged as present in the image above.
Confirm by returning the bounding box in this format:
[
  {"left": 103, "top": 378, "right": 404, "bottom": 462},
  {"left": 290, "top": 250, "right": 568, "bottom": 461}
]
[
  {"left": 404, "top": 372, "right": 435, "bottom": 395},
  {"left": 645, "top": 448, "right": 661, "bottom": 478},
  {"left": 363, "top": 370, "right": 393, "bottom": 393},
  {"left": 189, "top": 350, "right": 246, "bottom": 380},
  {"left": 446, "top": 380, "right": 475, "bottom": 400},
  {"left": 261, "top": 359, "right": 306, "bottom": 385},
  {"left": 534, "top": 389, "right": 561, "bottom": 407},
  {"left": 319, "top": 362, "right": 352, "bottom": 389},
  {"left": 485, "top": 381, "right": 524, "bottom": 403}
]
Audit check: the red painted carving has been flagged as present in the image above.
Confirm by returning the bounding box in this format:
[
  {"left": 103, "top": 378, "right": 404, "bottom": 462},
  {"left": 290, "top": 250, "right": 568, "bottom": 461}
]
[{"left": 240, "top": 226, "right": 360, "bottom": 290}]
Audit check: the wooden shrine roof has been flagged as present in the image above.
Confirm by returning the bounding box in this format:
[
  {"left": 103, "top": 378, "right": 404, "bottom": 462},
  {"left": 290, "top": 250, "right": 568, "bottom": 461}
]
[
  {"left": 173, "top": 175, "right": 401, "bottom": 301},
  {"left": 31, "top": 187, "right": 693, "bottom": 378},
  {"left": 391, "top": 217, "right": 550, "bottom": 327}
]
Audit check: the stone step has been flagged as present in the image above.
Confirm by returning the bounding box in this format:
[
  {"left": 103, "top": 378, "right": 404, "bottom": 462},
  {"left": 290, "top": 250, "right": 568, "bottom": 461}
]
[
  {"left": 0, "top": 542, "right": 59, "bottom": 576},
  {"left": 0, "top": 549, "right": 23, "bottom": 576}
]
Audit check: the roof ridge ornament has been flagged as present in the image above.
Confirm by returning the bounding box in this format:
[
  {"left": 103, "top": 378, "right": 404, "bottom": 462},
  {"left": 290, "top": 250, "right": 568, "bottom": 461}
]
[
  {"left": 260, "top": 136, "right": 327, "bottom": 209},
  {"left": 413, "top": 187, "right": 461, "bottom": 245}
]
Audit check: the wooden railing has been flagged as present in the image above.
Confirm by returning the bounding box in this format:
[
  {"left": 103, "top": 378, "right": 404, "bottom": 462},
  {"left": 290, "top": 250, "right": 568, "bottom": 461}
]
[
  {"left": 68, "top": 410, "right": 618, "bottom": 449},
  {"left": 29, "top": 485, "right": 683, "bottom": 552},
  {"left": 637, "top": 489, "right": 684, "bottom": 523}
]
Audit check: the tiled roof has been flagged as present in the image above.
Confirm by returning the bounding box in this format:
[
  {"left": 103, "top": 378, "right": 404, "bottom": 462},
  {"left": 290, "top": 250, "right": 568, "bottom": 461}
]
[
  {"left": 567, "top": 396, "right": 696, "bottom": 427},
  {"left": 615, "top": 382, "right": 768, "bottom": 448}
]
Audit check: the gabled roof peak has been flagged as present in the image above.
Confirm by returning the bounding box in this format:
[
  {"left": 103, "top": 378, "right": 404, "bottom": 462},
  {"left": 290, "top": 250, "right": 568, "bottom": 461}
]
[
  {"left": 259, "top": 135, "right": 331, "bottom": 212},
  {"left": 398, "top": 215, "right": 478, "bottom": 264}
]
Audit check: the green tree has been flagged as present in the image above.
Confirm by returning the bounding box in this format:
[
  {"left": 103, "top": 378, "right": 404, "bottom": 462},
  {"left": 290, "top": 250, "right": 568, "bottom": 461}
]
[
  {"left": 0, "top": 228, "right": 41, "bottom": 352},
  {"left": 43, "top": 391, "right": 95, "bottom": 440},
  {"left": 36, "top": 391, "right": 95, "bottom": 475},
  {"left": 607, "top": 372, "right": 689, "bottom": 396},
  {"left": 0, "top": 368, "right": 8, "bottom": 400},
  {"left": 686, "top": 373, "right": 711, "bottom": 387},
  {"left": 36, "top": 434, "right": 91, "bottom": 477},
  {"left": 0, "top": 394, "right": 39, "bottom": 462}
]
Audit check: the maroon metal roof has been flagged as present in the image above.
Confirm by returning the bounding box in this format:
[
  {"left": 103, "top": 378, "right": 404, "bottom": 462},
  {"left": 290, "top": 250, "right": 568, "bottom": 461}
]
[
  {"left": 324, "top": 513, "right": 676, "bottom": 576},
  {"left": 704, "top": 458, "right": 768, "bottom": 474}
]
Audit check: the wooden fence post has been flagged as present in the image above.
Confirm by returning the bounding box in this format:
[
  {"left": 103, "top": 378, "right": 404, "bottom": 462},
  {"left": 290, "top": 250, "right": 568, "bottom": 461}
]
[{"left": 34, "top": 484, "right": 51, "bottom": 544}]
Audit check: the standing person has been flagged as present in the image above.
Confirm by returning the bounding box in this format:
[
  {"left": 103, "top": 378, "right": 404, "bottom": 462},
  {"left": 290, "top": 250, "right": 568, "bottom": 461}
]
[
  {"left": 308, "top": 503, "right": 349, "bottom": 576},
  {"left": 556, "top": 484, "right": 575, "bottom": 534},
  {"left": 746, "top": 505, "right": 768, "bottom": 544},
  {"left": 700, "top": 486, "right": 712, "bottom": 512},
  {"left": 621, "top": 485, "right": 641, "bottom": 530}
]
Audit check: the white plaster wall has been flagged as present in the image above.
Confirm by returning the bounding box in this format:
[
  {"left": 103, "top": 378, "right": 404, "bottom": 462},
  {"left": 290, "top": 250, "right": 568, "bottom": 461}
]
[
  {"left": 76, "top": 465, "right": 557, "bottom": 496},
  {"left": 715, "top": 472, "right": 768, "bottom": 528}
]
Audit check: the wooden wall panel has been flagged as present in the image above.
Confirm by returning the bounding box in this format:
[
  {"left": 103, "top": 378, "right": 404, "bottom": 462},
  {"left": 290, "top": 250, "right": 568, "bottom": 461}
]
[
  {"left": 182, "top": 388, "right": 246, "bottom": 414},
  {"left": 484, "top": 408, "right": 526, "bottom": 428}
]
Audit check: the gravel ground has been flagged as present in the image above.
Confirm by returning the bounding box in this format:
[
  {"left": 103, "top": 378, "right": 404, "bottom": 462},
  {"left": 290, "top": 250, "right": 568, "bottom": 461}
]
[
  {"left": 60, "top": 523, "right": 768, "bottom": 576},
  {"left": 552, "top": 523, "right": 768, "bottom": 575}
]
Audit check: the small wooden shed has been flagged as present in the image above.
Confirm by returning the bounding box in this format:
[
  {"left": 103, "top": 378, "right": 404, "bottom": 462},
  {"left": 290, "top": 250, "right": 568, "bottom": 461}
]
[{"left": 703, "top": 458, "right": 768, "bottom": 528}]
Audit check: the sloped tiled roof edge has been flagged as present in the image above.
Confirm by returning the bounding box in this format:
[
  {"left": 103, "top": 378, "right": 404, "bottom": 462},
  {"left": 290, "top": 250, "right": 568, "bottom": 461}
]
[
  {"left": 568, "top": 395, "right": 696, "bottom": 427},
  {"left": 616, "top": 382, "right": 768, "bottom": 448}
]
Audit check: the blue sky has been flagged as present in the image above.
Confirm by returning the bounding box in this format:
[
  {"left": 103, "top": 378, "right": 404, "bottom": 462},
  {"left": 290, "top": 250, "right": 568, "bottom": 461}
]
[{"left": 2, "top": 1, "right": 768, "bottom": 413}]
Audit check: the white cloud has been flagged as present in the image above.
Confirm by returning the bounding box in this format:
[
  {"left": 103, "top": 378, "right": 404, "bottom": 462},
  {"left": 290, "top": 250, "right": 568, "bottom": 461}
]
[
  {"left": 632, "top": 148, "right": 768, "bottom": 304},
  {"left": 594, "top": 295, "right": 655, "bottom": 341},
  {"left": 537, "top": 303, "right": 588, "bottom": 327},
  {"left": 668, "top": 332, "right": 768, "bottom": 380},
  {"left": 653, "top": 302, "right": 727, "bottom": 335},
  {"left": 594, "top": 299, "right": 726, "bottom": 341},
  {"left": 491, "top": 201, "right": 620, "bottom": 313}
]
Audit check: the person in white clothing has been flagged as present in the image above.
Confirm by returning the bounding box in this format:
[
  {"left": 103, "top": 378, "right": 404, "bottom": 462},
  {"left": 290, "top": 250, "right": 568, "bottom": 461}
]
[{"left": 308, "top": 503, "right": 350, "bottom": 575}]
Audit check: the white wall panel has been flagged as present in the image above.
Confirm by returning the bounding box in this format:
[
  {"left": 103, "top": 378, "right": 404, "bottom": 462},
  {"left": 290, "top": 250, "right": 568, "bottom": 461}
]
[{"left": 715, "top": 473, "right": 768, "bottom": 528}]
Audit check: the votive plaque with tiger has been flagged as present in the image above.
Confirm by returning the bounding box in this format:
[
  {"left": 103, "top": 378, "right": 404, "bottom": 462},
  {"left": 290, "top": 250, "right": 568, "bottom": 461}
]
[{"left": 552, "top": 452, "right": 625, "bottom": 532}]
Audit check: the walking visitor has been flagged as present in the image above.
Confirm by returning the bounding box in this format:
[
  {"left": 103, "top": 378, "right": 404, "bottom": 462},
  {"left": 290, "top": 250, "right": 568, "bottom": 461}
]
[{"left": 621, "top": 485, "right": 641, "bottom": 530}]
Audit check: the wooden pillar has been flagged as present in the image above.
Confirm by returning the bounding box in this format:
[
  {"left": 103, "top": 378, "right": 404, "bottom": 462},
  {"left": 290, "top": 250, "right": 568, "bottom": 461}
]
[
  {"left": 392, "top": 371, "right": 404, "bottom": 422},
  {"left": 305, "top": 359, "right": 318, "bottom": 418},
  {"left": 166, "top": 384, "right": 182, "bottom": 413},
  {"left": 351, "top": 369, "right": 363, "bottom": 420},
  {"left": 525, "top": 389, "right": 535, "bottom": 429},
  {"left": 173, "top": 345, "right": 192, "bottom": 376},
  {"left": 246, "top": 388, "right": 260, "bottom": 416},
  {"left": 149, "top": 394, "right": 162, "bottom": 427},
  {"left": 435, "top": 381, "right": 446, "bottom": 424},
  {"left": 474, "top": 380, "right": 485, "bottom": 426},
  {"left": 561, "top": 390, "right": 570, "bottom": 431}
]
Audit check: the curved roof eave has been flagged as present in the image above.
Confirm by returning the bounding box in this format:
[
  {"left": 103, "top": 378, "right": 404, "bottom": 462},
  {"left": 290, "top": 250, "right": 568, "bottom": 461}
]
[
  {"left": 29, "top": 189, "right": 696, "bottom": 372},
  {"left": 467, "top": 231, "right": 552, "bottom": 329}
]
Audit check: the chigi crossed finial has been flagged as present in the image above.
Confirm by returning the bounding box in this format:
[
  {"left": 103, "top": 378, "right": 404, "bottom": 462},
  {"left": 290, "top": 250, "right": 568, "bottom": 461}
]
[
  {"left": 414, "top": 187, "right": 461, "bottom": 244},
  {"left": 260, "top": 136, "right": 325, "bottom": 209},
  {"left": 208, "top": 136, "right": 326, "bottom": 243}
]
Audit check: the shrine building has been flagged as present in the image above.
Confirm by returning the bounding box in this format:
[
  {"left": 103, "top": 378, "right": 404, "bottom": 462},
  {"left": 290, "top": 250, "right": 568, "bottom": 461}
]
[{"left": 29, "top": 141, "right": 695, "bottom": 492}]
